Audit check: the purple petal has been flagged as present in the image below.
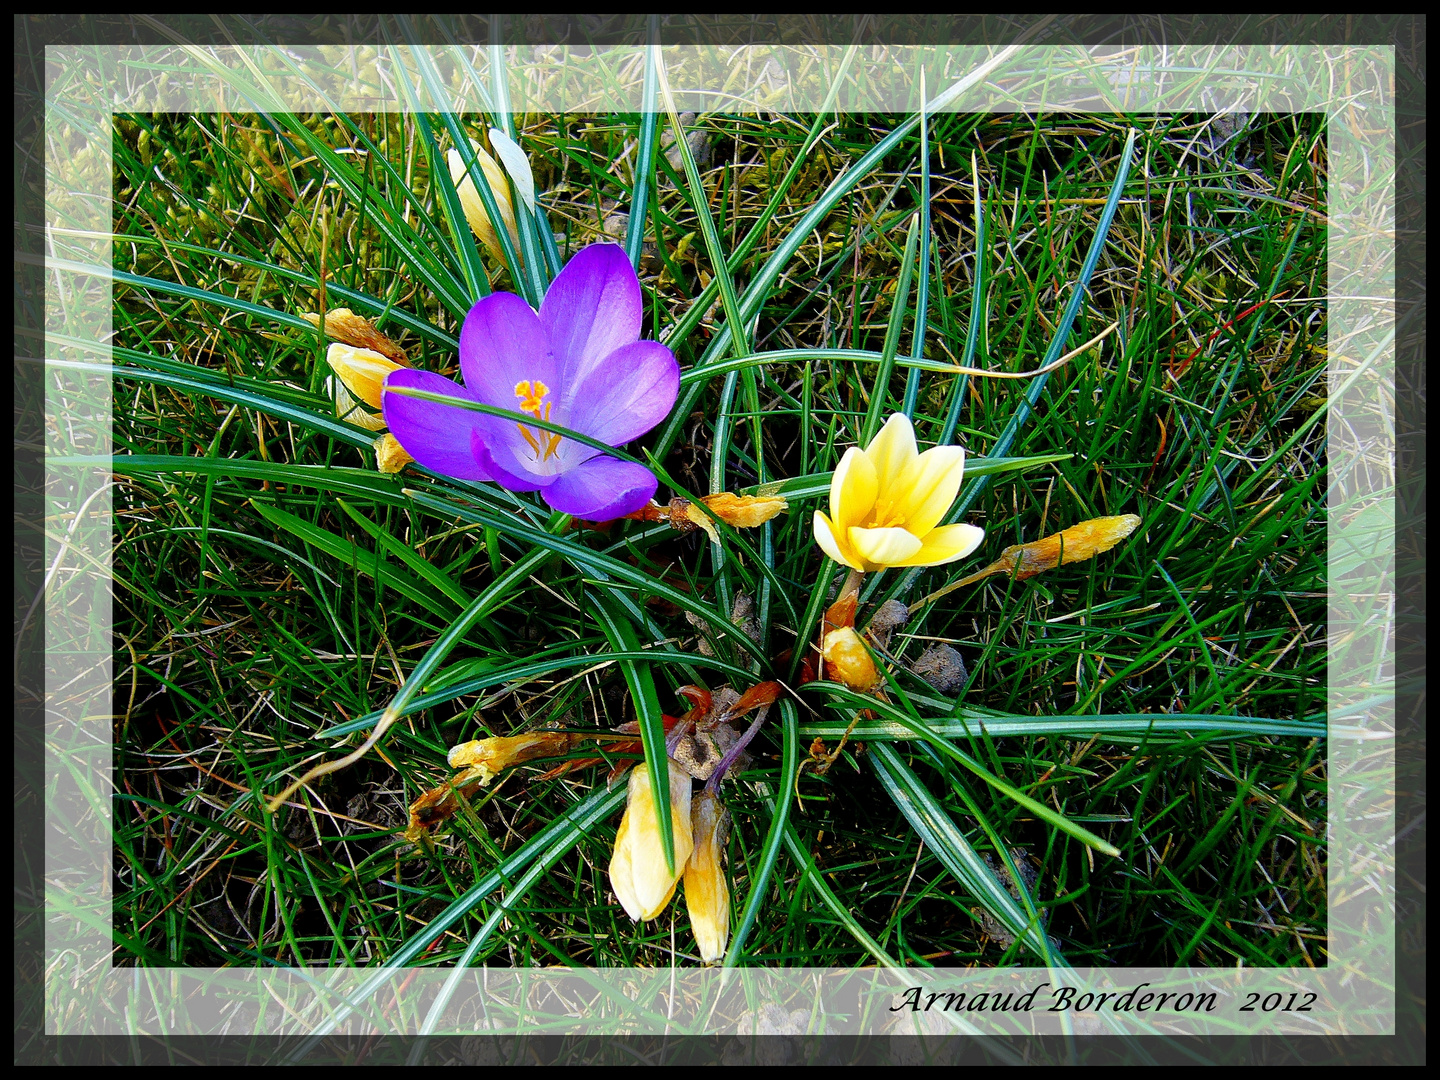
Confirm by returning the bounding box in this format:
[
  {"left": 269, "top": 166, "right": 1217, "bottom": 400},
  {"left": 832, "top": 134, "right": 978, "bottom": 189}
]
[
  {"left": 563, "top": 340, "right": 680, "bottom": 446},
  {"left": 541, "top": 455, "right": 657, "bottom": 520},
  {"left": 382, "top": 369, "right": 492, "bottom": 481},
  {"left": 539, "top": 244, "right": 642, "bottom": 387},
  {"left": 459, "top": 292, "right": 556, "bottom": 409},
  {"left": 469, "top": 427, "right": 552, "bottom": 493}
]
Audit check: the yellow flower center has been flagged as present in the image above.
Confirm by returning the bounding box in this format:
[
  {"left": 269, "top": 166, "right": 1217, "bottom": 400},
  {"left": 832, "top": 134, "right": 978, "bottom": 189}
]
[
  {"left": 514, "top": 379, "right": 562, "bottom": 461},
  {"left": 866, "top": 496, "right": 907, "bottom": 530}
]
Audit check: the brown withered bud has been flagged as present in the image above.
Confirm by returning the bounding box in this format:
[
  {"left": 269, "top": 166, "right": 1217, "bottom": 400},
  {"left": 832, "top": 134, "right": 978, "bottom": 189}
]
[
  {"left": 668, "top": 497, "right": 701, "bottom": 533},
  {"left": 909, "top": 642, "right": 968, "bottom": 694},
  {"left": 302, "top": 308, "right": 410, "bottom": 366}
]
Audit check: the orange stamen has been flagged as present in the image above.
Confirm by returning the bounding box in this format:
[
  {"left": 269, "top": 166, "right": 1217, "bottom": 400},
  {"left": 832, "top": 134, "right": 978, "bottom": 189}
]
[{"left": 513, "top": 379, "right": 563, "bottom": 462}]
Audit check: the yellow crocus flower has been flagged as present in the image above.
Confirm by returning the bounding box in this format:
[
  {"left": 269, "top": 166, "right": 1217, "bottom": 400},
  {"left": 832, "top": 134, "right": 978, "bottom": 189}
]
[
  {"left": 609, "top": 760, "right": 694, "bottom": 922},
  {"left": 683, "top": 790, "right": 731, "bottom": 963},
  {"left": 326, "top": 342, "right": 405, "bottom": 413},
  {"left": 813, "top": 413, "right": 985, "bottom": 572}
]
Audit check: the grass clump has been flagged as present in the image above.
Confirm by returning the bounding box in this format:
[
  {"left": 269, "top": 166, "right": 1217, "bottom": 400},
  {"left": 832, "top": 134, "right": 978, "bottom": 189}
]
[{"left": 110, "top": 93, "right": 1327, "bottom": 972}]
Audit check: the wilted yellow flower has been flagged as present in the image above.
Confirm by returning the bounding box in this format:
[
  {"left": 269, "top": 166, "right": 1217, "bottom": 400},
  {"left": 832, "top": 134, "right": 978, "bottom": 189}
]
[
  {"left": 820, "top": 625, "right": 882, "bottom": 692},
  {"left": 813, "top": 413, "right": 984, "bottom": 572},
  {"left": 373, "top": 434, "right": 414, "bottom": 474},
  {"left": 679, "top": 492, "right": 789, "bottom": 542},
  {"left": 445, "top": 730, "right": 576, "bottom": 787},
  {"left": 302, "top": 308, "right": 409, "bottom": 365},
  {"left": 327, "top": 342, "right": 406, "bottom": 412},
  {"left": 909, "top": 514, "right": 1145, "bottom": 612},
  {"left": 609, "top": 760, "right": 694, "bottom": 922},
  {"left": 684, "top": 790, "right": 731, "bottom": 963},
  {"left": 447, "top": 140, "right": 520, "bottom": 266}
]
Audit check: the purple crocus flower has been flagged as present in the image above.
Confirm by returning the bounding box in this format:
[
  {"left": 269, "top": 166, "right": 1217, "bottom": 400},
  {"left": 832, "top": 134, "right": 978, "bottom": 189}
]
[{"left": 382, "top": 243, "right": 679, "bottom": 520}]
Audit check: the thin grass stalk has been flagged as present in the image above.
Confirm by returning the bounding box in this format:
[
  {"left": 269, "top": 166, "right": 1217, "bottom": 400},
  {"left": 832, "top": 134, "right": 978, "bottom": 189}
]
[
  {"left": 725, "top": 699, "right": 799, "bottom": 965},
  {"left": 901, "top": 69, "right": 932, "bottom": 418}
]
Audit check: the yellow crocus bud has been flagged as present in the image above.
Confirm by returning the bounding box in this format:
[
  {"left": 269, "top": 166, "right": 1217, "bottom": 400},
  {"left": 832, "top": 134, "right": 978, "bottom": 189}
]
[
  {"left": 989, "top": 514, "right": 1142, "bottom": 578},
  {"left": 331, "top": 376, "right": 387, "bottom": 432},
  {"left": 821, "top": 625, "right": 881, "bottom": 692},
  {"left": 373, "top": 434, "right": 414, "bottom": 474},
  {"left": 447, "top": 141, "right": 520, "bottom": 266},
  {"left": 609, "top": 760, "right": 694, "bottom": 922},
  {"left": 684, "top": 790, "right": 731, "bottom": 963},
  {"left": 302, "top": 308, "right": 409, "bottom": 365},
  {"left": 910, "top": 514, "right": 1145, "bottom": 611},
  {"left": 327, "top": 342, "right": 405, "bottom": 412}
]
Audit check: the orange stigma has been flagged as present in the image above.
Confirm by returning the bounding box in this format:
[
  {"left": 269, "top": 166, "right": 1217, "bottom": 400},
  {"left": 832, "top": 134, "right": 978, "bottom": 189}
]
[{"left": 514, "top": 379, "right": 562, "bottom": 461}]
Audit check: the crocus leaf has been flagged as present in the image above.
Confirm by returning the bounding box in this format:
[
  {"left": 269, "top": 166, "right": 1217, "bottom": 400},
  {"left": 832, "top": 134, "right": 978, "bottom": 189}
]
[{"left": 252, "top": 502, "right": 457, "bottom": 615}]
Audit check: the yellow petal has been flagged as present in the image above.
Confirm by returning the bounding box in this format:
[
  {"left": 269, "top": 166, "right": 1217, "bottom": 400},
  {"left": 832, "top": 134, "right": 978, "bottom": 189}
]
[
  {"left": 332, "top": 377, "right": 387, "bottom": 432},
  {"left": 830, "top": 446, "right": 878, "bottom": 530},
  {"left": 609, "top": 761, "right": 694, "bottom": 922},
  {"left": 684, "top": 791, "right": 731, "bottom": 963},
  {"left": 448, "top": 142, "right": 519, "bottom": 265},
  {"left": 847, "top": 525, "right": 923, "bottom": 569},
  {"left": 373, "top": 434, "right": 414, "bottom": 473},
  {"left": 699, "top": 492, "right": 788, "bottom": 528},
  {"left": 327, "top": 343, "right": 404, "bottom": 411},
  {"left": 608, "top": 805, "right": 643, "bottom": 920},
  {"left": 889, "top": 523, "right": 986, "bottom": 568},
  {"left": 821, "top": 625, "right": 882, "bottom": 691},
  {"left": 813, "top": 510, "right": 862, "bottom": 570},
  {"left": 863, "top": 413, "right": 919, "bottom": 492},
  {"left": 890, "top": 445, "right": 966, "bottom": 536}
]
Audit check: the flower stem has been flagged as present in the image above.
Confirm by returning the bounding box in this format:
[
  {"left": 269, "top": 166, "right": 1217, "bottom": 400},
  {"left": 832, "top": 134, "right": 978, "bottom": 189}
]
[{"left": 705, "top": 702, "right": 773, "bottom": 796}]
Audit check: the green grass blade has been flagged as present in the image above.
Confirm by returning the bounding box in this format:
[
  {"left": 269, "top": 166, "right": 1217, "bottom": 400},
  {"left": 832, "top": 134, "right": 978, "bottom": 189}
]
[
  {"left": 725, "top": 698, "right": 799, "bottom": 966},
  {"left": 806, "top": 684, "right": 1121, "bottom": 858},
  {"left": 652, "top": 44, "right": 1026, "bottom": 459},
  {"left": 399, "top": 489, "right": 769, "bottom": 666},
  {"left": 251, "top": 502, "right": 454, "bottom": 614},
  {"left": 316, "top": 647, "right": 757, "bottom": 740},
  {"left": 590, "top": 590, "right": 675, "bottom": 876},
  {"left": 860, "top": 212, "right": 920, "bottom": 444},
  {"left": 294, "top": 782, "right": 626, "bottom": 1046},
  {"left": 870, "top": 741, "right": 1060, "bottom": 964},
  {"left": 625, "top": 35, "right": 661, "bottom": 270},
  {"left": 939, "top": 153, "right": 986, "bottom": 446},
  {"left": 334, "top": 498, "right": 472, "bottom": 609},
  {"left": 901, "top": 77, "right": 932, "bottom": 419},
  {"left": 49, "top": 358, "right": 373, "bottom": 449},
  {"left": 780, "top": 820, "right": 901, "bottom": 971}
]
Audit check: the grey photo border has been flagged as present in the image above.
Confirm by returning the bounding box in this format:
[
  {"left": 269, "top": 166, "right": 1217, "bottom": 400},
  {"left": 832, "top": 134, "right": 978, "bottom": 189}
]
[{"left": 37, "top": 33, "right": 1398, "bottom": 1044}]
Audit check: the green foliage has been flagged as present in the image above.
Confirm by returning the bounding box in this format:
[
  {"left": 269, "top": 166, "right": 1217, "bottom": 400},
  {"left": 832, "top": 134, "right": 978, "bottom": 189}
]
[{"left": 109, "top": 95, "right": 1326, "bottom": 974}]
